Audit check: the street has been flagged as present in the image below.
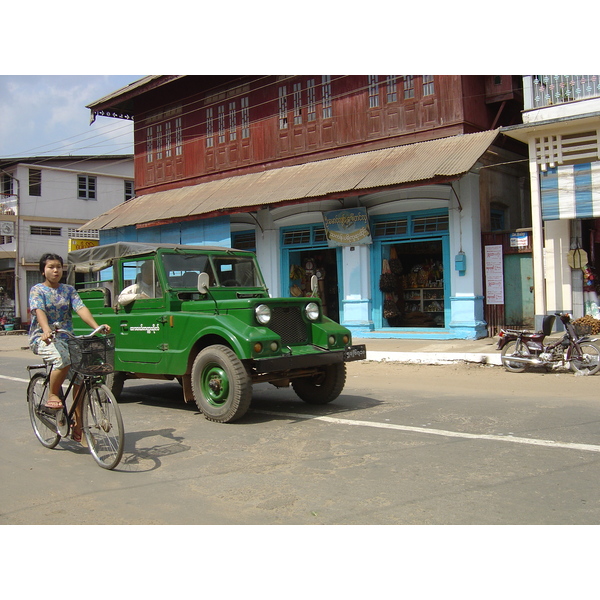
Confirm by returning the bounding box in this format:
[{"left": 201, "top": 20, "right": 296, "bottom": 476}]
[{"left": 1, "top": 348, "right": 599, "bottom": 526}]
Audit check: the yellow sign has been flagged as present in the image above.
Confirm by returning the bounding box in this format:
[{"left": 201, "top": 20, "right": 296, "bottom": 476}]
[{"left": 68, "top": 239, "right": 99, "bottom": 251}]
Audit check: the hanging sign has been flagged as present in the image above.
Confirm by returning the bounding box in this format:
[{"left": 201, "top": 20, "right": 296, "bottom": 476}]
[
  {"left": 322, "top": 207, "right": 372, "bottom": 247},
  {"left": 485, "top": 245, "right": 504, "bottom": 305}
]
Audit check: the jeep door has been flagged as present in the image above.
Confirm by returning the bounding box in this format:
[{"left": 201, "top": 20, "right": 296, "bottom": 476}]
[{"left": 116, "top": 259, "right": 166, "bottom": 366}]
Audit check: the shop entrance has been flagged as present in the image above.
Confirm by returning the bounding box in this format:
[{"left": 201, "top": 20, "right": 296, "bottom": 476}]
[
  {"left": 581, "top": 218, "right": 600, "bottom": 317},
  {"left": 287, "top": 248, "right": 340, "bottom": 322},
  {"left": 381, "top": 240, "right": 445, "bottom": 328}
]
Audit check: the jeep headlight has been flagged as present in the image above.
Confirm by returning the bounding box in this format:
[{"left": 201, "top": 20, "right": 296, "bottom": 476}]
[
  {"left": 255, "top": 304, "right": 271, "bottom": 325},
  {"left": 305, "top": 301, "right": 319, "bottom": 321}
]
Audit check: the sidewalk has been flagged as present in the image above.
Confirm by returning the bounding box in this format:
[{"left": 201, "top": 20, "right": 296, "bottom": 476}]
[
  {"left": 353, "top": 336, "right": 503, "bottom": 365},
  {"left": 0, "top": 329, "right": 503, "bottom": 365}
]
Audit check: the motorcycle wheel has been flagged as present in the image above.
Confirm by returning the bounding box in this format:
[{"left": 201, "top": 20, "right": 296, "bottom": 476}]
[
  {"left": 501, "top": 340, "right": 531, "bottom": 373},
  {"left": 570, "top": 343, "right": 600, "bottom": 376}
]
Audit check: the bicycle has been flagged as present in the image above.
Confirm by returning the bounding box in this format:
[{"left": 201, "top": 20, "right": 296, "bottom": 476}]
[{"left": 26, "top": 325, "right": 125, "bottom": 470}]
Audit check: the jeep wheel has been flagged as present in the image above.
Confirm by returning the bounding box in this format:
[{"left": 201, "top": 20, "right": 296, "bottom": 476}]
[
  {"left": 291, "top": 363, "right": 346, "bottom": 404},
  {"left": 191, "top": 345, "right": 252, "bottom": 423}
]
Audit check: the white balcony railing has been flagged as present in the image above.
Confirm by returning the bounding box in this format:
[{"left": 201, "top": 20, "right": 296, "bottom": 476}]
[{"left": 532, "top": 75, "right": 600, "bottom": 108}]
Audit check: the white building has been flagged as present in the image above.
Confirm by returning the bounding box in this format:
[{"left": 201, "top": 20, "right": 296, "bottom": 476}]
[
  {"left": 0, "top": 155, "right": 134, "bottom": 327},
  {"left": 503, "top": 75, "right": 600, "bottom": 328}
]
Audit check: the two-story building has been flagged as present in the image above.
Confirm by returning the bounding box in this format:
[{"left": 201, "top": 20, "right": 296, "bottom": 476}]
[
  {"left": 83, "top": 75, "right": 529, "bottom": 339},
  {"left": 503, "top": 75, "right": 600, "bottom": 328},
  {"left": 0, "top": 155, "right": 134, "bottom": 326}
]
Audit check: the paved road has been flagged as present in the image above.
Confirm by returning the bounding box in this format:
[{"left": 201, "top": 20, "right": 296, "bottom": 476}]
[{"left": 1, "top": 351, "right": 599, "bottom": 526}]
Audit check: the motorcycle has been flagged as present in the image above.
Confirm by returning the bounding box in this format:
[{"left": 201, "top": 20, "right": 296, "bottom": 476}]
[{"left": 497, "top": 313, "right": 600, "bottom": 375}]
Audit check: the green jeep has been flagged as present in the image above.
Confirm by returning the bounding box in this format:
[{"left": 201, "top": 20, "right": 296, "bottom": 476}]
[{"left": 67, "top": 242, "right": 366, "bottom": 423}]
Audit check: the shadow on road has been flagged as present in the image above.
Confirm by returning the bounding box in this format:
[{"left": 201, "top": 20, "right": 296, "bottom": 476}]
[
  {"left": 119, "top": 380, "right": 382, "bottom": 423},
  {"left": 117, "top": 427, "right": 191, "bottom": 473}
]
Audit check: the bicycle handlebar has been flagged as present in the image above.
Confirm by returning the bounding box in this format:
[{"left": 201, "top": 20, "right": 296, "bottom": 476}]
[{"left": 52, "top": 323, "right": 109, "bottom": 339}]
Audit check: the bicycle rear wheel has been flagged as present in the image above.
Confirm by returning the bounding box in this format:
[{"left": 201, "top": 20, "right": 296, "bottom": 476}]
[
  {"left": 82, "top": 383, "right": 124, "bottom": 470},
  {"left": 27, "top": 372, "right": 60, "bottom": 449}
]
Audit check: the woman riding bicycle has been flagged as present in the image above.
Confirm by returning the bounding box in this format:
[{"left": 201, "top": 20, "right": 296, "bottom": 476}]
[{"left": 28, "top": 253, "right": 111, "bottom": 442}]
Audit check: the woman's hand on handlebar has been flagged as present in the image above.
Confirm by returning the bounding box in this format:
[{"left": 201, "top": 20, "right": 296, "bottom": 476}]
[
  {"left": 92, "top": 324, "right": 111, "bottom": 335},
  {"left": 40, "top": 328, "right": 54, "bottom": 345}
]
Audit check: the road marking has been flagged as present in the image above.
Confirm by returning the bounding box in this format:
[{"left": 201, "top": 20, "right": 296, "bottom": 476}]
[
  {"left": 0, "top": 375, "right": 29, "bottom": 383},
  {"left": 6, "top": 370, "right": 596, "bottom": 454},
  {"left": 254, "top": 410, "right": 600, "bottom": 454}
]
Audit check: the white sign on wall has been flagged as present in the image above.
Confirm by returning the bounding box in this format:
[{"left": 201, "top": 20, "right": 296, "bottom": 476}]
[{"left": 485, "top": 245, "right": 504, "bottom": 305}]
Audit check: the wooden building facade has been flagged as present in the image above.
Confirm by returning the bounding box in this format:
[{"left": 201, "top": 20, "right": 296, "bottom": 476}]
[{"left": 120, "top": 76, "right": 523, "bottom": 195}]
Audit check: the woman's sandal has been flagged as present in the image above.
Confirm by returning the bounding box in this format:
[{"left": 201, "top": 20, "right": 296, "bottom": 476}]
[{"left": 45, "top": 395, "right": 62, "bottom": 410}]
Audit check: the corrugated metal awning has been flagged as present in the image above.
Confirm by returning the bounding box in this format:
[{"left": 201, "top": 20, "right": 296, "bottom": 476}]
[{"left": 82, "top": 129, "right": 499, "bottom": 231}]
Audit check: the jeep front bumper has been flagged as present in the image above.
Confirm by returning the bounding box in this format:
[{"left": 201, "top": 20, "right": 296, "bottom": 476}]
[{"left": 250, "top": 344, "right": 366, "bottom": 374}]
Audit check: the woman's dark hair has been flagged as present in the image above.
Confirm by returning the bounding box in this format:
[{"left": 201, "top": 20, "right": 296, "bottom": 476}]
[{"left": 39, "top": 253, "right": 64, "bottom": 274}]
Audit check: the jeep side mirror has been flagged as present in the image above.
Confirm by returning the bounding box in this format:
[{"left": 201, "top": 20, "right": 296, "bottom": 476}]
[
  {"left": 198, "top": 272, "right": 210, "bottom": 294},
  {"left": 310, "top": 275, "right": 318, "bottom": 297}
]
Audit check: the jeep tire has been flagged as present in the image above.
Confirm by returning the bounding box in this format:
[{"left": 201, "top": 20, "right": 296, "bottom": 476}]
[
  {"left": 191, "top": 345, "right": 252, "bottom": 423},
  {"left": 105, "top": 371, "right": 126, "bottom": 400},
  {"left": 291, "top": 362, "right": 346, "bottom": 404}
]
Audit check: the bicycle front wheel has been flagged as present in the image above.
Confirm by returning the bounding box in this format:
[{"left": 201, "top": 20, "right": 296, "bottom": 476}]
[
  {"left": 83, "top": 384, "right": 124, "bottom": 470},
  {"left": 27, "top": 372, "right": 60, "bottom": 449},
  {"left": 570, "top": 342, "right": 600, "bottom": 376}
]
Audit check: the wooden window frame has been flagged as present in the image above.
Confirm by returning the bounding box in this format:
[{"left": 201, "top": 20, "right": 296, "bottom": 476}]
[
  {"left": 386, "top": 76, "right": 398, "bottom": 103},
  {"left": 423, "top": 75, "right": 435, "bottom": 96},
  {"left": 403, "top": 76, "right": 414, "bottom": 99},
  {"left": 322, "top": 76, "right": 332, "bottom": 119},
  {"left": 307, "top": 79, "right": 316, "bottom": 122},
  {"left": 146, "top": 127, "right": 153, "bottom": 162},
  {"left": 278, "top": 86, "right": 288, "bottom": 130},
  {"left": 77, "top": 175, "right": 96, "bottom": 200},
  {"left": 293, "top": 82, "right": 302, "bottom": 125},
  {"left": 229, "top": 101, "right": 237, "bottom": 141},
  {"left": 175, "top": 117, "right": 183, "bottom": 155},
  {"left": 165, "top": 121, "right": 172, "bottom": 157},
  {"left": 241, "top": 97, "right": 250, "bottom": 139},
  {"left": 368, "top": 75, "right": 380, "bottom": 108},
  {"left": 206, "top": 108, "right": 214, "bottom": 148}
]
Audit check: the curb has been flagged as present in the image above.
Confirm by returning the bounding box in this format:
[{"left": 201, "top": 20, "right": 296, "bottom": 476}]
[{"left": 365, "top": 351, "right": 503, "bottom": 365}]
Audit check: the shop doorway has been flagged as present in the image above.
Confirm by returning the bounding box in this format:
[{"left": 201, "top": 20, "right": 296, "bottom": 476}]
[
  {"left": 504, "top": 253, "right": 534, "bottom": 328},
  {"left": 381, "top": 240, "right": 445, "bottom": 328},
  {"left": 287, "top": 248, "right": 340, "bottom": 322}
]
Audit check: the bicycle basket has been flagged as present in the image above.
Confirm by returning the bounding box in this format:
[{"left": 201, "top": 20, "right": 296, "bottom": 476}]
[{"left": 67, "top": 334, "right": 115, "bottom": 375}]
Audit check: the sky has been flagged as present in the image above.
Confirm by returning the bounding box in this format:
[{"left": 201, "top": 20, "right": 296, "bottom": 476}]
[
  {"left": 0, "top": 75, "right": 142, "bottom": 158},
  {"left": 0, "top": 5, "right": 590, "bottom": 163}
]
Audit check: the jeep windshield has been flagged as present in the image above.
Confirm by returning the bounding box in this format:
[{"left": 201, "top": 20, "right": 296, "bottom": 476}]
[{"left": 162, "top": 253, "right": 265, "bottom": 288}]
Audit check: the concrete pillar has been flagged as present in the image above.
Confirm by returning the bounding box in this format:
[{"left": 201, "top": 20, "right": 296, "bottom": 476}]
[
  {"left": 448, "top": 173, "right": 486, "bottom": 338},
  {"left": 340, "top": 243, "right": 372, "bottom": 332}
]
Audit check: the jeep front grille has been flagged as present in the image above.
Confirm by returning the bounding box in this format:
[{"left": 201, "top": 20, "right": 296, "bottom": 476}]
[{"left": 268, "top": 306, "right": 309, "bottom": 345}]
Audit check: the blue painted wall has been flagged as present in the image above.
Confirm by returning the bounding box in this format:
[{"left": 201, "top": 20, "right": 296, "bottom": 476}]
[{"left": 99, "top": 215, "right": 232, "bottom": 247}]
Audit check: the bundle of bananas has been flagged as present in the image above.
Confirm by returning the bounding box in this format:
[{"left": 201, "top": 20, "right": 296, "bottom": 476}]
[{"left": 290, "top": 264, "right": 306, "bottom": 280}]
